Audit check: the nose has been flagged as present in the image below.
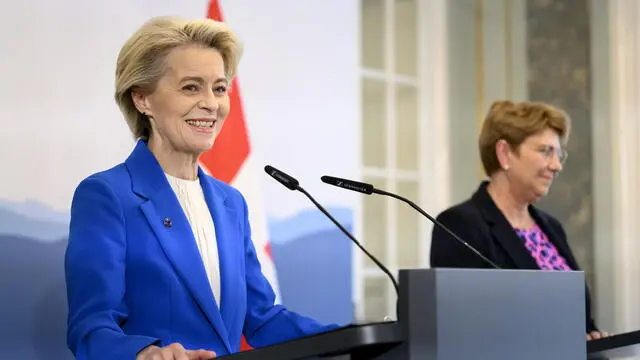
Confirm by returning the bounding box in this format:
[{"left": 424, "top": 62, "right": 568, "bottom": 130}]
[
  {"left": 199, "top": 89, "right": 218, "bottom": 113},
  {"left": 548, "top": 153, "right": 563, "bottom": 172}
]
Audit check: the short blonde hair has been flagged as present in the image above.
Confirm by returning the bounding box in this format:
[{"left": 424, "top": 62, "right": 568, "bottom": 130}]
[
  {"left": 114, "top": 16, "right": 243, "bottom": 140},
  {"left": 478, "top": 100, "right": 571, "bottom": 176}
]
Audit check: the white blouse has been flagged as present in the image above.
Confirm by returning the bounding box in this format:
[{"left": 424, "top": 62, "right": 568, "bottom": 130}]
[{"left": 165, "top": 173, "right": 221, "bottom": 307}]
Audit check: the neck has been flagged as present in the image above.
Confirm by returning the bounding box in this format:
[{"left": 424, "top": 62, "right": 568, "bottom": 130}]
[
  {"left": 147, "top": 136, "right": 200, "bottom": 181},
  {"left": 486, "top": 175, "right": 531, "bottom": 226}
]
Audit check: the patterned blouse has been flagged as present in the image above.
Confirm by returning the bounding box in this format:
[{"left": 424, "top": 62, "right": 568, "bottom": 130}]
[{"left": 514, "top": 224, "right": 572, "bottom": 271}]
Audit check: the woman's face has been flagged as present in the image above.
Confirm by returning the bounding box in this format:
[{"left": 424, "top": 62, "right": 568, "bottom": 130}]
[
  {"left": 132, "top": 44, "right": 230, "bottom": 155},
  {"left": 500, "top": 128, "right": 566, "bottom": 200}
]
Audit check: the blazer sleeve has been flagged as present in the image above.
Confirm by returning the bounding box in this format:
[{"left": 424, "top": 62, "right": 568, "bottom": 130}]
[
  {"left": 238, "top": 195, "right": 340, "bottom": 348},
  {"left": 430, "top": 208, "right": 491, "bottom": 269},
  {"left": 65, "top": 176, "right": 159, "bottom": 360}
]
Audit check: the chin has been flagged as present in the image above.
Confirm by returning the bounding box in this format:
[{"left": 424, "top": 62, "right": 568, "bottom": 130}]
[
  {"left": 525, "top": 185, "right": 548, "bottom": 203},
  {"left": 188, "top": 139, "right": 216, "bottom": 154},
  {"left": 533, "top": 187, "right": 550, "bottom": 200}
]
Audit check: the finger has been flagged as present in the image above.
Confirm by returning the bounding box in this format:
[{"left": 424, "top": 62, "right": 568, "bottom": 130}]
[
  {"left": 586, "top": 334, "right": 592, "bottom": 341},
  {"left": 187, "top": 349, "right": 217, "bottom": 359},
  {"left": 160, "top": 348, "right": 174, "bottom": 360},
  {"left": 159, "top": 352, "right": 173, "bottom": 360},
  {"left": 165, "top": 343, "right": 188, "bottom": 360},
  {"left": 161, "top": 349, "right": 185, "bottom": 360},
  {"left": 590, "top": 331, "right": 602, "bottom": 340},
  {"left": 168, "top": 347, "right": 183, "bottom": 360},
  {"left": 175, "top": 351, "right": 190, "bottom": 360},
  {"left": 147, "top": 349, "right": 165, "bottom": 360},
  {"left": 186, "top": 349, "right": 217, "bottom": 359}
]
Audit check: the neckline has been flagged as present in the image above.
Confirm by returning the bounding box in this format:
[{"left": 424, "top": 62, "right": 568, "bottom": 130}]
[
  {"left": 514, "top": 224, "right": 540, "bottom": 232},
  {"left": 165, "top": 172, "right": 199, "bottom": 183}
]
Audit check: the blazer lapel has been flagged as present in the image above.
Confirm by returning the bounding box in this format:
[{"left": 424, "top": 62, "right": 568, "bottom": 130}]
[
  {"left": 125, "top": 140, "right": 232, "bottom": 354},
  {"left": 473, "top": 182, "right": 539, "bottom": 270},
  {"left": 488, "top": 218, "right": 539, "bottom": 269},
  {"left": 198, "top": 171, "right": 239, "bottom": 333}
]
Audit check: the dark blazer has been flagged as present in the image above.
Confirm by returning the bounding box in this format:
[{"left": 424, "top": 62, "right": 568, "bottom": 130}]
[
  {"left": 430, "top": 181, "right": 597, "bottom": 333},
  {"left": 65, "top": 140, "right": 339, "bottom": 359}
]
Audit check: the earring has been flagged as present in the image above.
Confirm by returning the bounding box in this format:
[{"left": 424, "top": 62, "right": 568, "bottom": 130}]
[{"left": 503, "top": 165, "right": 510, "bottom": 171}]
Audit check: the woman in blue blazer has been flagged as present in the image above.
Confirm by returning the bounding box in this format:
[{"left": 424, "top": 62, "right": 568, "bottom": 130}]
[{"left": 65, "top": 16, "right": 338, "bottom": 360}]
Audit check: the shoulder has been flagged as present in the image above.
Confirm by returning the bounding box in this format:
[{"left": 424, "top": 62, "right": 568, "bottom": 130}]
[
  {"left": 68, "top": 165, "right": 131, "bottom": 241},
  {"left": 436, "top": 197, "right": 482, "bottom": 225},
  {"left": 72, "top": 164, "right": 130, "bottom": 202},
  {"left": 430, "top": 197, "right": 487, "bottom": 247},
  {"left": 69, "top": 162, "right": 146, "bottom": 226}
]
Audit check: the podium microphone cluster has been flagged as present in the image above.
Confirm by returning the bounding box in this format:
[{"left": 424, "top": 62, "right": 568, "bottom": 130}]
[{"left": 264, "top": 165, "right": 400, "bottom": 296}]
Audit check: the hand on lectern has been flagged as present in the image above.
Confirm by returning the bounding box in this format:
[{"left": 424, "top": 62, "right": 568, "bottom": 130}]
[
  {"left": 587, "top": 331, "right": 611, "bottom": 341},
  {"left": 136, "top": 343, "right": 217, "bottom": 359}
]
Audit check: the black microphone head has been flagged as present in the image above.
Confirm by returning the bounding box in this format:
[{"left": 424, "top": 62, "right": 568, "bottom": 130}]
[
  {"left": 264, "top": 165, "right": 300, "bottom": 191},
  {"left": 320, "top": 175, "right": 374, "bottom": 195}
]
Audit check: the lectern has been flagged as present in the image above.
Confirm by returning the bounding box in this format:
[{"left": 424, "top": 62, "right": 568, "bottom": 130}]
[{"left": 217, "top": 268, "right": 597, "bottom": 359}]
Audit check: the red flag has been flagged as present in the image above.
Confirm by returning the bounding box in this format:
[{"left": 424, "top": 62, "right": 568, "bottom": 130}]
[
  {"left": 202, "top": 0, "right": 281, "bottom": 352},
  {"left": 201, "top": 0, "right": 250, "bottom": 184}
]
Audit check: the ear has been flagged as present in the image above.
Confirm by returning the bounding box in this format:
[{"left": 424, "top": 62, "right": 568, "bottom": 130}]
[
  {"left": 495, "top": 139, "right": 512, "bottom": 170},
  {"left": 131, "top": 87, "right": 153, "bottom": 117}
]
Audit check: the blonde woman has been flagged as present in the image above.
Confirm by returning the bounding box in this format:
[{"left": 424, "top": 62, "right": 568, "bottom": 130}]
[{"left": 65, "top": 16, "right": 338, "bottom": 360}]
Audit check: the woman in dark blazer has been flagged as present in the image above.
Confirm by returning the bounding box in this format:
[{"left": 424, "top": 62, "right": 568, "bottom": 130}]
[{"left": 430, "top": 100, "right": 608, "bottom": 340}]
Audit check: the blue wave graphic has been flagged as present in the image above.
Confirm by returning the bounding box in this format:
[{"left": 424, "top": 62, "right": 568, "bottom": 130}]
[
  {"left": 0, "top": 199, "right": 73, "bottom": 358},
  {"left": 268, "top": 207, "right": 354, "bottom": 325},
  {"left": 0, "top": 199, "right": 69, "bottom": 224},
  {"left": 0, "top": 199, "right": 69, "bottom": 242},
  {"left": 0, "top": 234, "right": 72, "bottom": 359},
  {"left": 268, "top": 207, "right": 352, "bottom": 245}
]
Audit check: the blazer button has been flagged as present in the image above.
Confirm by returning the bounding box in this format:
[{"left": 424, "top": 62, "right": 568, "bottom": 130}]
[{"left": 163, "top": 218, "right": 172, "bottom": 228}]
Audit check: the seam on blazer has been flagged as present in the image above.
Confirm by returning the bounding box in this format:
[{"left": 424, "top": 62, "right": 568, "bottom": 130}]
[
  {"left": 91, "top": 174, "right": 129, "bottom": 312},
  {"left": 99, "top": 174, "right": 129, "bottom": 306}
]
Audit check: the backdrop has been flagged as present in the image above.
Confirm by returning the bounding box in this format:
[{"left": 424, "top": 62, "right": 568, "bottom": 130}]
[{"left": 0, "top": 0, "right": 359, "bottom": 358}]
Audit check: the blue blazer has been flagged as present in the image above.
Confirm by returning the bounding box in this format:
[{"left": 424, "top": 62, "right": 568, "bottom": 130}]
[{"left": 65, "top": 140, "right": 338, "bottom": 359}]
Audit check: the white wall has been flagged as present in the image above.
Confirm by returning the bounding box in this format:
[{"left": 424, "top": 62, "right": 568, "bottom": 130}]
[
  {"left": 0, "top": 0, "right": 359, "bottom": 220},
  {"left": 220, "top": 0, "right": 360, "bottom": 219},
  {"left": 592, "top": 0, "right": 640, "bottom": 338}
]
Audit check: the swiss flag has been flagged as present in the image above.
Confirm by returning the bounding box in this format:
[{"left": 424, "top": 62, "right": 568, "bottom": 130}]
[{"left": 201, "top": 0, "right": 281, "bottom": 352}]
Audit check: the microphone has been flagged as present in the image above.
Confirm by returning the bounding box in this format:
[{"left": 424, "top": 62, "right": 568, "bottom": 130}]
[
  {"left": 265, "top": 165, "right": 299, "bottom": 190},
  {"left": 264, "top": 166, "right": 400, "bottom": 297},
  {"left": 320, "top": 175, "right": 501, "bottom": 269}
]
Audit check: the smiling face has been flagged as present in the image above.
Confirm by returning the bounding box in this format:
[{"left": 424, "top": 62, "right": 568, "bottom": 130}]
[
  {"left": 497, "top": 128, "right": 567, "bottom": 201},
  {"left": 131, "top": 44, "right": 230, "bottom": 155}
]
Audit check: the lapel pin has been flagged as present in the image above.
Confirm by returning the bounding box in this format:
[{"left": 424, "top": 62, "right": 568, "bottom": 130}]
[{"left": 163, "top": 217, "right": 172, "bottom": 228}]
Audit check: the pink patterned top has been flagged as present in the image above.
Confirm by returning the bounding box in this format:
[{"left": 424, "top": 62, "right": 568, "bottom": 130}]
[{"left": 514, "top": 225, "right": 572, "bottom": 271}]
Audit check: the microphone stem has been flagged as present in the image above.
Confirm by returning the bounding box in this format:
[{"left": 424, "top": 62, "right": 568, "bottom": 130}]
[
  {"left": 373, "top": 189, "right": 501, "bottom": 270},
  {"left": 297, "top": 187, "right": 400, "bottom": 297}
]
